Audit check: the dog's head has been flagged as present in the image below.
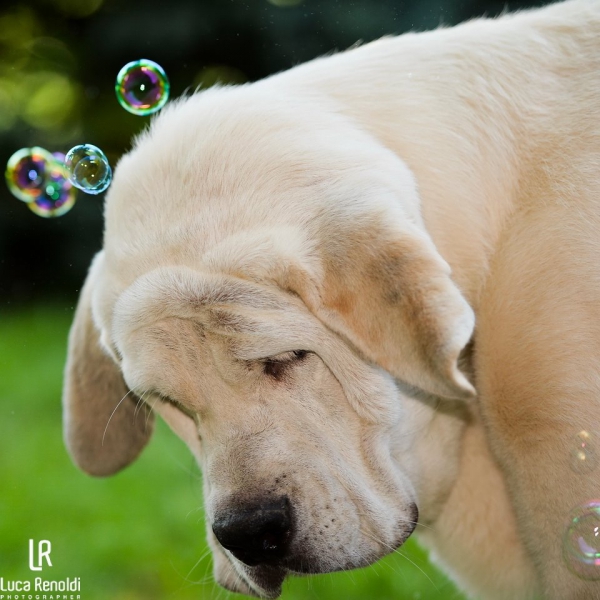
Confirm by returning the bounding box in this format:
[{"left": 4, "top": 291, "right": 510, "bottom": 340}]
[{"left": 62, "top": 86, "right": 474, "bottom": 597}]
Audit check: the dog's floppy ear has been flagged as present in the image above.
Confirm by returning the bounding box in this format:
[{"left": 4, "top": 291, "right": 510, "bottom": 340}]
[
  {"left": 287, "top": 222, "right": 475, "bottom": 400},
  {"left": 63, "top": 253, "right": 154, "bottom": 477}
]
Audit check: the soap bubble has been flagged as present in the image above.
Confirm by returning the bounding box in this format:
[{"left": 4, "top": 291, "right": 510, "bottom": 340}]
[
  {"left": 64, "top": 144, "right": 112, "bottom": 195},
  {"left": 570, "top": 430, "right": 598, "bottom": 475},
  {"left": 28, "top": 159, "right": 76, "bottom": 218},
  {"left": 563, "top": 501, "right": 600, "bottom": 580},
  {"left": 5, "top": 147, "right": 55, "bottom": 202},
  {"left": 115, "top": 59, "right": 170, "bottom": 115}
]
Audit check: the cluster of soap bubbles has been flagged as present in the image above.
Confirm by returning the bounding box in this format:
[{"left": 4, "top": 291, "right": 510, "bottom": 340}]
[
  {"left": 5, "top": 147, "right": 76, "bottom": 218},
  {"left": 563, "top": 430, "right": 600, "bottom": 580},
  {"left": 5, "top": 59, "right": 169, "bottom": 217}
]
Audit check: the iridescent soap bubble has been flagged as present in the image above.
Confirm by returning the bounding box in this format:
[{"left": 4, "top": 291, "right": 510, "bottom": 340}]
[
  {"left": 5, "top": 147, "right": 55, "bottom": 202},
  {"left": 563, "top": 501, "right": 600, "bottom": 580},
  {"left": 570, "top": 430, "right": 598, "bottom": 475},
  {"left": 115, "top": 59, "right": 170, "bottom": 115},
  {"left": 29, "top": 159, "right": 76, "bottom": 218},
  {"left": 64, "top": 144, "right": 112, "bottom": 195}
]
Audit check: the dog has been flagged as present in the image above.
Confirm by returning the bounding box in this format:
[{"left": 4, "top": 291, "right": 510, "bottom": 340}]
[{"left": 62, "top": 1, "right": 600, "bottom": 598}]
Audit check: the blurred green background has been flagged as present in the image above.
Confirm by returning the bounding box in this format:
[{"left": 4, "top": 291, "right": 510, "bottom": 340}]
[{"left": 0, "top": 0, "right": 551, "bottom": 598}]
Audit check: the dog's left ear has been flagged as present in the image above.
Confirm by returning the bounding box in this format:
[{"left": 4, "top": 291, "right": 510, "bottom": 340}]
[
  {"left": 285, "top": 222, "right": 476, "bottom": 400},
  {"left": 63, "top": 253, "right": 154, "bottom": 476}
]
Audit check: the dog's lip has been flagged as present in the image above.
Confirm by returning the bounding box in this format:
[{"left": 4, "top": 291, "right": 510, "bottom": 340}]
[
  {"left": 243, "top": 565, "right": 287, "bottom": 599},
  {"left": 226, "top": 552, "right": 287, "bottom": 598},
  {"left": 404, "top": 501, "right": 419, "bottom": 538}
]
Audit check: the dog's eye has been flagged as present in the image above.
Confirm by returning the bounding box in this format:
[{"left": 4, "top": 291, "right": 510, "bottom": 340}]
[{"left": 262, "top": 350, "right": 309, "bottom": 380}]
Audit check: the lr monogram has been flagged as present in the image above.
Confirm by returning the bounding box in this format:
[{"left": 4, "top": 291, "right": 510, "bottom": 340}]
[{"left": 28, "top": 539, "right": 52, "bottom": 571}]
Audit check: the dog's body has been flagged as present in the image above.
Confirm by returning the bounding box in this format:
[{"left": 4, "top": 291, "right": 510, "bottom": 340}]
[{"left": 63, "top": 1, "right": 600, "bottom": 598}]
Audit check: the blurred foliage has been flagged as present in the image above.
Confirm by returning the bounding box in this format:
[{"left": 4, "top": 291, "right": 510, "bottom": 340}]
[{"left": 0, "top": 0, "right": 550, "bottom": 305}]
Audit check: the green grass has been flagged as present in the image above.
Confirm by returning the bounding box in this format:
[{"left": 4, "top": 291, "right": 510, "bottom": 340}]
[{"left": 0, "top": 306, "right": 466, "bottom": 600}]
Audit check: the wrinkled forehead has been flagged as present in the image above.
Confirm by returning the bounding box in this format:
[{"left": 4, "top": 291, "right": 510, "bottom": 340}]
[
  {"left": 110, "top": 267, "right": 313, "bottom": 386},
  {"left": 111, "top": 266, "right": 299, "bottom": 350}
]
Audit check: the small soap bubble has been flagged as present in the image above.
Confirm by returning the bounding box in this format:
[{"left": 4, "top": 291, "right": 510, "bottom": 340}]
[
  {"left": 28, "top": 159, "right": 76, "bottom": 218},
  {"left": 5, "top": 147, "right": 55, "bottom": 202},
  {"left": 563, "top": 501, "right": 600, "bottom": 580},
  {"left": 64, "top": 144, "right": 112, "bottom": 195},
  {"left": 115, "top": 59, "right": 170, "bottom": 115},
  {"left": 570, "top": 430, "right": 598, "bottom": 475}
]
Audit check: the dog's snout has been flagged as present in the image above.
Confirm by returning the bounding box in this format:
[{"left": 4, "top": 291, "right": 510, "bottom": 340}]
[{"left": 212, "top": 496, "right": 292, "bottom": 566}]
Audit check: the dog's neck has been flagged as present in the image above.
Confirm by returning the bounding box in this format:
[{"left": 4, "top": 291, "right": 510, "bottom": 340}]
[{"left": 269, "top": 0, "right": 600, "bottom": 310}]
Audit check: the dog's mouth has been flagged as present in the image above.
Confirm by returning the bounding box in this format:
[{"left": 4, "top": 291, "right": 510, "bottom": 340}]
[
  {"left": 216, "top": 503, "right": 419, "bottom": 599},
  {"left": 226, "top": 538, "right": 418, "bottom": 599},
  {"left": 224, "top": 553, "right": 373, "bottom": 599}
]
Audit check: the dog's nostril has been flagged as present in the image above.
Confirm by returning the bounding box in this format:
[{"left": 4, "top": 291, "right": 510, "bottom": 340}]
[{"left": 212, "top": 496, "right": 291, "bottom": 567}]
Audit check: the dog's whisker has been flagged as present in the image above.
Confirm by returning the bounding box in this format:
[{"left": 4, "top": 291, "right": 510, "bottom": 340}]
[
  {"left": 101, "top": 389, "right": 134, "bottom": 446},
  {"left": 369, "top": 544, "right": 407, "bottom": 585},
  {"left": 185, "top": 505, "right": 204, "bottom": 520},
  {"left": 359, "top": 528, "right": 439, "bottom": 591},
  {"left": 400, "top": 518, "right": 435, "bottom": 532},
  {"left": 354, "top": 510, "right": 435, "bottom": 532},
  {"left": 133, "top": 396, "right": 143, "bottom": 417},
  {"left": 133, "top": 391, "right": 148, "bottom": 418},
  {"left": 183, "top": 547, "right": 213, "bottom": 582},
  {"left": 394, "top": 547, "right": 440, "bottom": 592},
  {"left": 145, "top": 394, "right": 161, "bottom": 428}
]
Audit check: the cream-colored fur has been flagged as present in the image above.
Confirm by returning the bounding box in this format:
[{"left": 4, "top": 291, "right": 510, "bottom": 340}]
[{"left": 62, "top": 1, "right": 600, "bottom": 598}]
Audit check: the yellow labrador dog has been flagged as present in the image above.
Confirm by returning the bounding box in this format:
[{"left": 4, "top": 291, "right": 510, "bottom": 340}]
[{"left": 63, "top": 0, "right": 600, "bottom": 598}]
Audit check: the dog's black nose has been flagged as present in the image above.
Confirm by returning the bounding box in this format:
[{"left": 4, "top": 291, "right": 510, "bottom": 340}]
[{"left": 212, "top": 497, "right": 292, "bottom": 566}]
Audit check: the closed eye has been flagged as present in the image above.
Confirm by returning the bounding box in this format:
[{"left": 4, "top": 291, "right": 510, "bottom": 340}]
[{"left": 262, "top": 350, "right": 309, "bottom": 380}]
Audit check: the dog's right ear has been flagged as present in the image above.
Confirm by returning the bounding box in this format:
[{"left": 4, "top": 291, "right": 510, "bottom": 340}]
[
  {"left": 275, "top": 222, "right": 475, "bottom": 401},
  {"left": 62, "top": 252, "right": 154, "bottom": 477}
]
